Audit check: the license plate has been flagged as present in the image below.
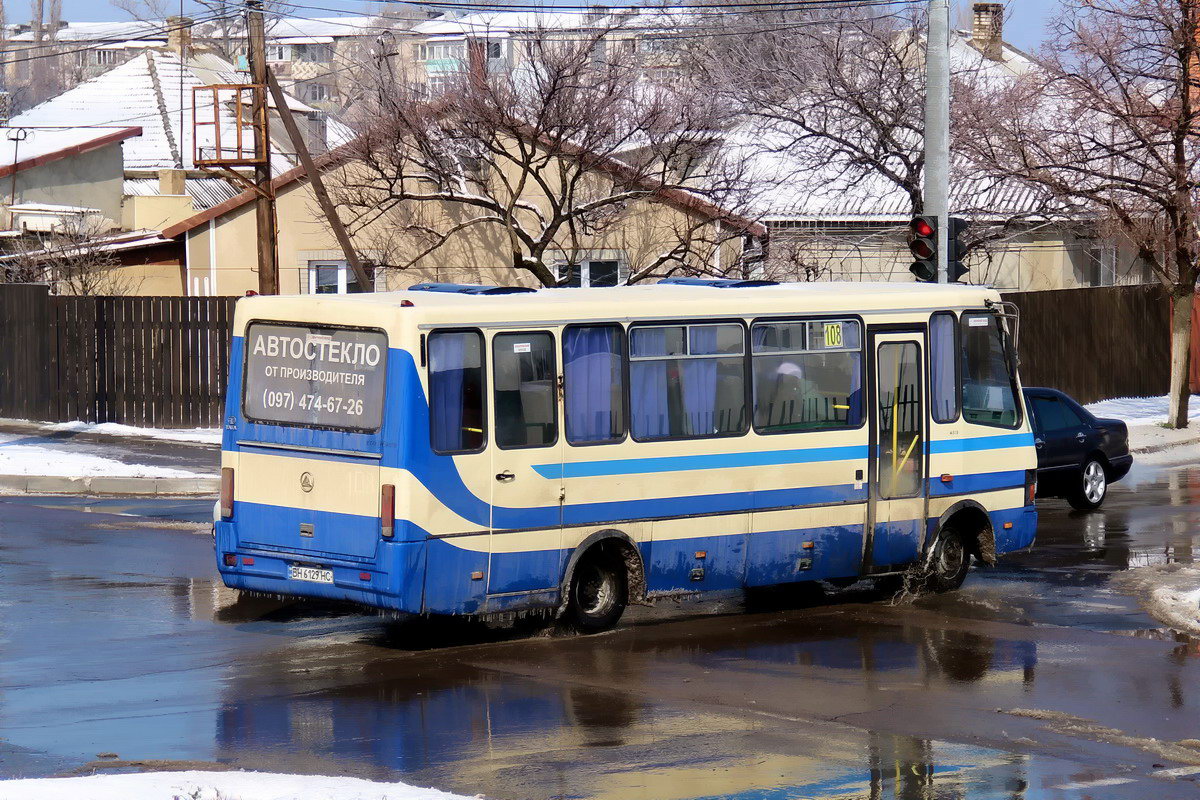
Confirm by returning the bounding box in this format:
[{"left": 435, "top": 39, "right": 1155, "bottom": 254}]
[{"left": 289, "top": 565, "right": 334, "bottom": 584}]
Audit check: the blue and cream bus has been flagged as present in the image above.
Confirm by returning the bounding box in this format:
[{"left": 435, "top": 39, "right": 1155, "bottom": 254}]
[{"left": 214, "top": 279, "right": 1037, "bottom": 630}]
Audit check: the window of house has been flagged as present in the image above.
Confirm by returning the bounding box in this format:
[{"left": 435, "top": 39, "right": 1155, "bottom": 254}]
[
  {"left": 308, "top": 261, "right": 374, "bottom": 294},
  {"left": 493, "top": 332, "right": 557, "bottom": 449},
  {"left": 929, "top": 311, "right": 958, "bottom": 423},
  {"left": 629, "top": 323, "right": 746, "bottom": 440},
  {"left": 304, "top": 82, "right": 330, "bottom": 103},
  {"left": 429, "top": 331, "right": 486, "bottom": 453},
  {"left": 485, "top": 40, "right": 503, "bottom": 59},
  {"left": 294, "top": 43, "right": 333, "bottom": 62},
  {"left": 266, "top": 44, "right": 289, "bottom": 62},
  {"left": 557, "top": 258, "right": 623, "bottom": 287},
  {"left": 424, "top": 73, "right": 456, "bottom": 97},
  {"left": 751, "top": 318, "right": 862, "bottom": 433},
  {"left": 961, "top": 312, "right": 1020, "bottom": 428},
  {"left": 419, "top": 41, "right": 464, "bottom": 62},
  {"left": 1077, "top": 243, "right": 1116, "bottom": 286},
  {"left": 563, "top": 325, "right": 625, "bottom": 444}
]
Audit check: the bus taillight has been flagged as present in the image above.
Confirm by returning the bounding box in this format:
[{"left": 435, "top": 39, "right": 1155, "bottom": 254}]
[
  {"left": 1025, "top": 469, "right": 1037, "bottom": 505},
  {"left": 381, "top": 484, "right": 395, "bottom": 538},
  {"left": 220, "top": 467, "right": 234, "bottom": 520}
]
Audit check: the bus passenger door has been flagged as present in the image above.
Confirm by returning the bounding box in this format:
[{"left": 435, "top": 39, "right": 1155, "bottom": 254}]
[
  {"left": 866, "top": 330, "right": 927, "bottom": 572},
  {"left": 487, "top": 330, "right": 566, "bottom": 599}
]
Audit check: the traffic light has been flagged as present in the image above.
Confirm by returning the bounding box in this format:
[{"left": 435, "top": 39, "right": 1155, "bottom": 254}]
[
  {"left": 908, "top": 215, "right": 937, "bottom": 282},
  {"left": 947, "top": 216, "right": 969, "bottom": 282},
  {"left": 908, "top": 215, "right": 970, "bottom": 282}
]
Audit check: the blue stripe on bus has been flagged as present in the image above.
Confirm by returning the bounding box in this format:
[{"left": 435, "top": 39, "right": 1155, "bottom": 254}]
[
  {"left": 927, "top": 469, "right": 1026, "bottom": 497},
  {"left": 928, "top": 433, "right": 1034, "bottom": 453},
  {"left": 534, "top": 431, "right": 1033, "bottom": 479},
  {"left": 533, "top": 445, "right": 870, "bottom": 479}
]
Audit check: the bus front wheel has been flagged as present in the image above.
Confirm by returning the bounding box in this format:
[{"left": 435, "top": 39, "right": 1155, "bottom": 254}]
[
  {"left": 925, "top": 525, "right": 971, "bottom": 593},
  {"left": 567, "top": 553, "right": 628, "bottom": 632}
]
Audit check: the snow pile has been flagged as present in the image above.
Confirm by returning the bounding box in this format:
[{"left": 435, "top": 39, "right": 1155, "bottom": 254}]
[
  {"left": 0, "top": 440, "right": 203, "bottom": 478},
  {"left": 41, "top": 421, "right": 221, "bottom": 445},
  {"left": 1111, "top": 564, "right": 1200, "bottom": 635},
  {"left": 0, "top": 770, "right": 475, "bottom": 800},
  {"left": 1084, "top": 394, "right": 1200, "bottom": 427}
]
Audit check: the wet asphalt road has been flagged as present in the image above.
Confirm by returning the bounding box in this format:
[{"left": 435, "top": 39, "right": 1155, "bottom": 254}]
[{"left": 1, "top": 465, "right": 1199, "bottom": 799}]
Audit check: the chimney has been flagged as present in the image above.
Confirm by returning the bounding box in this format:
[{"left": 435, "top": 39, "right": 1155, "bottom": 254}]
[
  {"left": 972, "top": 3, "right": 1004, "bottom": 61},
  {"left": 167, "top": 15, "right": 193, "bottom": 58},
  {"left": 159, "top": 168, "right": 186, "bottom": 196}
]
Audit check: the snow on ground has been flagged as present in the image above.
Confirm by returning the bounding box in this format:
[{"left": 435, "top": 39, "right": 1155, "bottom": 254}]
[
  {"left": 1111, "top": 565, "right": 1200, "bottom": 636},
  {"left": 0, "top": 436, "right": 203, "bottom": 478},
  {"left": 0, "top": 770, "right": 475, "bottom": 800},
  {"left": 1084, "top": 394, "right": 1200, "bottom": 427},
  {"left": 39, "top": 420, "right": 221, "bottom": 445}
]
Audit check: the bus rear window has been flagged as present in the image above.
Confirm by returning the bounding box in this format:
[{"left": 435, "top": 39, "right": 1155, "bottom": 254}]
[{"left": 242, "top": 322, "right": 387, "bottom": 432}]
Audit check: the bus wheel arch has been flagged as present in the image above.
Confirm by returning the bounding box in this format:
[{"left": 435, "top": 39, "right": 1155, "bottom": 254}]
[
  {"left": 560, "top": 531, "right": 645, "bottom": 631},
  {"left": 933, "top": 501, "right": 995, "bottom": 567}
]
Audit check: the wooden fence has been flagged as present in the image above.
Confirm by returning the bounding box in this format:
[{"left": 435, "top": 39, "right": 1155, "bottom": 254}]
[
  {"left": 0, "top": 284, "right": 236, "bottom": 427},
  {"left": 1001, "top": 284, "right": 1172, "bottom": 405},
  {"left": 0, "top": 281, "right": 1188, "bottom": 428}
]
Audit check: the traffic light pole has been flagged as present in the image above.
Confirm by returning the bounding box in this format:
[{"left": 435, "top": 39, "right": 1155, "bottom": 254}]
[{"left": 924, "top": 0, "right": 950, "bottom": 284}]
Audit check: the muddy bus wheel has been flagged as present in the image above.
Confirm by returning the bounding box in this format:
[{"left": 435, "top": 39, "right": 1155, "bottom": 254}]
[{"left": 567, "top": 553, "right": 627, "bottom": 632}]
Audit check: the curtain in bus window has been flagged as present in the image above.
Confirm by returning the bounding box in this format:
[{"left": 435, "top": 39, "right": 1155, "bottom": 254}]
[
  {"left": 630, "top": 327, "right": 671, "bottom": 439},
  {"left": 564, "top": 326, "right": 624, "bottom": 443},
  {"left": 681, "top": 326, "right": 719, "bottom": 435},
  {"left": 960, "top": 313, "right": 1019, "bottom": 428},
  {"left": 930, "top": 312, "right": 957, "bottom": 423},
  {"left": 428, "top": 331, "right": 485, "bottom": 453}
]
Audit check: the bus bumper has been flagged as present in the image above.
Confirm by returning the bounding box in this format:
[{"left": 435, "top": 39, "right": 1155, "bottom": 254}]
[
  {"left": 214, "top": 521, "right": 425, "bottom": 613},
  {"left": 993, "top": 504, "right": 1037, "bottom": 555}
]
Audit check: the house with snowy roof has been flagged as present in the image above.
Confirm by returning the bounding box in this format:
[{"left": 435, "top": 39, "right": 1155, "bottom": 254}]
[
  {"left": 739, "top": 3, "right": 1156, "bottom": 291},
  {"left": 0, "top": 24, "right": 353, "bottom": 294}
]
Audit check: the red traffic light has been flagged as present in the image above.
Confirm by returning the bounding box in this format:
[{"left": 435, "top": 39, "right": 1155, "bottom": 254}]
[
  {"left": 911, "top": 239, "right": 934, "bottom": 260},
  {"left": 912, "top": 219, "right": 934, "bottom": 238}
]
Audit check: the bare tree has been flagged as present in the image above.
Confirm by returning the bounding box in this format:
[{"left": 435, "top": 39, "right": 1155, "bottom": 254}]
[
  {"left": 959, "top": 0, "right": 1200, "bottom": 428},
  {"left": 330, "top": 27, "right": 758, "bottom": 287},
  {"left": 2, "top": 218, "right": 139, "bottom": 295},
  {"left": 686, "top": 5, "right": 1041, "bottom": 283}
]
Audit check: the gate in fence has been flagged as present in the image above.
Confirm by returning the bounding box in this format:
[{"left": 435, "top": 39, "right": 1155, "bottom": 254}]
[{"left": 0, "top": 284, "right": 237, "bottom": 428}]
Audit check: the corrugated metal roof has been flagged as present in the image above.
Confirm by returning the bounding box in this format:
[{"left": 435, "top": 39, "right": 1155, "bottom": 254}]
[
  {"left": 123, "top": 177, "right": 240, "bottom": 210},
  {"left": 9, "top": 50, "right": 337, "bottom": 174}
]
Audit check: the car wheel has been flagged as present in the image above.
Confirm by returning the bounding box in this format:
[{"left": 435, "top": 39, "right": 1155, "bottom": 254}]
[
  {"left": 924, "top": 525, "right": 971, "bottom": 593},
  {"left": 567, "top": 554, "right": 627, "bottom": 632},
  {"left": 1069, "top": 458, "right": 1107, "bottom": 511}
]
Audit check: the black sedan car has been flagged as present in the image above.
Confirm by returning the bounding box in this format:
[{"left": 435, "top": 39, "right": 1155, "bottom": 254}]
[{"left": 1023, "top": 387, "right": 1133, "bottom": 510}]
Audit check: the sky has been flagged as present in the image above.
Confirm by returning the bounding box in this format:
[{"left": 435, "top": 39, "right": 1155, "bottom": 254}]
[{"left": 50, "top": 0, "right": 1061, "bottom": 52}]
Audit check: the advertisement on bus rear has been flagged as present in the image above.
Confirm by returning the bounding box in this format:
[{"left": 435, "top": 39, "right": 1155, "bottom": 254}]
[{"left": 242, "top": 322, "right": 387, "bottom": 432}]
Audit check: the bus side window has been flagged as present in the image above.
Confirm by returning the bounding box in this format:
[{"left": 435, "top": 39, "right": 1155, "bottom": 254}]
[
  {"left": 629, "top": 323, "right": 747, "bottom": 441},
  {"left": 428, "top": 330, "right": 487, "bottom": 454},
  {"left": 750, "top": 318, "right": 862, "bottom": 434},
  {"left": 960, "top": 313, "right": 1020, "bottom": 428},
  {"left": 493, "top": 332, "right": 558, "bottom": 449},
  {"left": 929, "top": 311, "right": 959, "bottom": 423},
  {"left": 563, "top": 325, "right": 625, "bottom": 444}
]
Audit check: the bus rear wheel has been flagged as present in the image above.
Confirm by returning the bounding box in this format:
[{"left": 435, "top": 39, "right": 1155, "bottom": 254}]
[{"left": 567, "top": 553, "right": 627, "bottom": 632}]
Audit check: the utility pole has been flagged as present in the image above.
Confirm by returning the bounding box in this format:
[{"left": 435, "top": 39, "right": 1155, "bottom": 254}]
[
  {"left": 264, "top": 67, "right": 373, "bottom": 291},
  {"left": 246, "top": 0, "right": 278, "bottom": 294},
  {"left": 924, "top": 0, "right": 950, "bottom": 283}
]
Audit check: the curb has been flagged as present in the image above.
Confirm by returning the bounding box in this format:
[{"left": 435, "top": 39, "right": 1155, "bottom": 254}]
[
  {"left": 0, "top": 475, "right": 218, "bottom": 497},
  {"left": 1130, "top": 438, "right": 1200, "bottom": 456}
]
